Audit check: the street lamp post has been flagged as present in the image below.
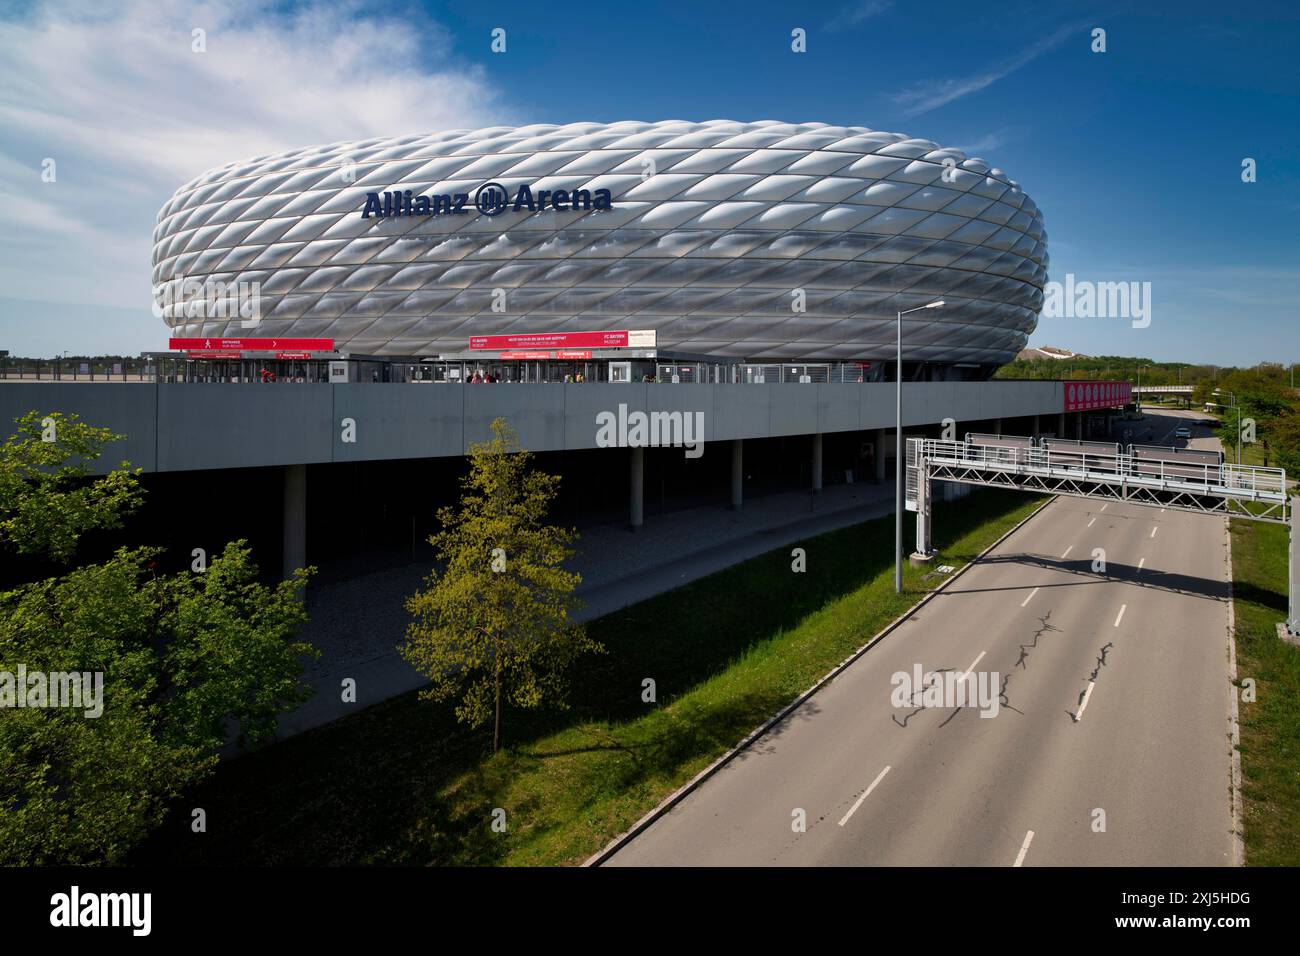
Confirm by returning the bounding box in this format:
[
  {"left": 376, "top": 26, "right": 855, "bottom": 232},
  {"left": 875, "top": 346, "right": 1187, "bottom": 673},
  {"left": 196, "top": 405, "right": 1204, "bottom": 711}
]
[{"left": 895, "top": 300, "right": 945, "bottom": 594}]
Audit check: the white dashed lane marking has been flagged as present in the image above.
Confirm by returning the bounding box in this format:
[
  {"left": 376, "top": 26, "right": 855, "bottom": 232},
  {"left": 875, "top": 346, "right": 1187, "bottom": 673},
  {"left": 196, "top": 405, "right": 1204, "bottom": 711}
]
[
  {"left": 1014, "top": 830, "right": 1035, "bottom": 867},
  {"left": 838, "top": 765, "right": 891, "bottom": 828}
]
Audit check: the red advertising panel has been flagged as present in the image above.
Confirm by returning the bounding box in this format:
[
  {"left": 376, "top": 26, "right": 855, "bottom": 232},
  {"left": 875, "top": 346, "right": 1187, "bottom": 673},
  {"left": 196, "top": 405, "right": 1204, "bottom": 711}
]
[
  {"left": 275, "top": 351, "right": 313, "bottom": 360},
  {"left": 469, "top": 330, "right": 629, "bottom": 350},
  {"left": 554, "top": 350, "right": 593, "bottom": 360},
  {"left": 186, "top": 350, "right": 240, "bottom": 359},
  {"left": 169, "top": 337, "right": 334, "bottom": 351},
  {"left": 1064, "top": 380, "right": 1132, "bottom": 411},
  {"left": 499, "top": 350, "right": 553, "bottom": 360}
]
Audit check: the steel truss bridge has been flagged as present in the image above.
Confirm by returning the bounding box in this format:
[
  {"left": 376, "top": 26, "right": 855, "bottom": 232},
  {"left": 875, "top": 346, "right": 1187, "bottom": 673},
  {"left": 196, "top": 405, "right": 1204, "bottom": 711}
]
[{"left": 904, "top": 437, "right": 1298, "bottom": 633}]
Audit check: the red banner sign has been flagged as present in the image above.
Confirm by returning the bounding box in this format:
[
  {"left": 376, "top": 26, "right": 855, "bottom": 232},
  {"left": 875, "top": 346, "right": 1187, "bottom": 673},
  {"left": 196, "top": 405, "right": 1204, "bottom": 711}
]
[
  {"left": 275, "top": 351, "right": 313, "bottom": 360},
  {"left": 170, "top": 337, "right": 334, "bottom": 352},
  {"left": 554, "top": 350, "right": 593, "bottom": 360},
  {"left": 469, "top": 330, "right": 629, "bottom": 351},
  {"left": 186, "top": 350, "right": 240, "bottom": 359},
  {"left": 1064, "top": 380, "right": 1132, "bottom": 412},
  {"left": 499, "top": 350, "right": 553, "bottom": 360}
]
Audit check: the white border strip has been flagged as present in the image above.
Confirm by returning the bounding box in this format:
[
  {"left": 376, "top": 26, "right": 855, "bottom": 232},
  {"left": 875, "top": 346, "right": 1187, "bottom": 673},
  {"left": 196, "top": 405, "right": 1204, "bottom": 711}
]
[
  {"left": 1225, "top": 517, "right": 1245, "bottom": 867},
  {"left": 584, "top": 495, "right": 1056, "bottom": 866}
]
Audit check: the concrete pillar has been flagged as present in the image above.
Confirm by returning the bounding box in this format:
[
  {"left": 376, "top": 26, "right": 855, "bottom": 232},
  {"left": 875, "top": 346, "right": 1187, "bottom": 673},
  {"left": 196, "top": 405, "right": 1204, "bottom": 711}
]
[
  {"left": 875, "top": 428, "right": 887, "bottom": 482},
  {"left": 1032, "top": 414, "right": 1040, "bottom": 437},
  {"left": 282, "top": 464, "right": 307, "bottom": 581},
  {"left": 730, "top": 439, "right": 743, "bottom": 510},
  {"left": 1075, "top": 412, "right": 1084, "bottom": 439},
  {"left": 812, "top": 432, "right": 823, "bottom": 493},
  {"left": 993, "top": 418, "right": 1003, "bottom": 435},
  {"left": 1058, "top": 412, "right": 1066, "bottom": 438},
  {"left": 629, "top": 446, "right": 644, "bottom": 531}
]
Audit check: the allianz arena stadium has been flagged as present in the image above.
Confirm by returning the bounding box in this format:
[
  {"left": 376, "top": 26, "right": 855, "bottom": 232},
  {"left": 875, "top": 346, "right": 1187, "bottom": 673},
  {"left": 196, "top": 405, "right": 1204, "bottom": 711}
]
[{"left": 152, "top": 120, "right": 1047, "bottom": 375}]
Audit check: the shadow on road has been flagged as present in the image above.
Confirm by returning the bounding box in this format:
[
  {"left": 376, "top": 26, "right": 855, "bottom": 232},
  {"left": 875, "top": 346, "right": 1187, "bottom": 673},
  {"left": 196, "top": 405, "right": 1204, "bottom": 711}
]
[{"left": 947, "top": 552, "right": 1229, "bottom": 602}]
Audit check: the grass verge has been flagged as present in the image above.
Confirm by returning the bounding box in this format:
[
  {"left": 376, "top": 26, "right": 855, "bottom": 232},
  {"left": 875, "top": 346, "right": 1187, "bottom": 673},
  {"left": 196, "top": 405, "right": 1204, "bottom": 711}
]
[
  {"left": 135, "top": 487, "right": 1044, "bottom": 866},
  {"left": 1228, "top": 518, "right": 1300, "bottom": 865}
]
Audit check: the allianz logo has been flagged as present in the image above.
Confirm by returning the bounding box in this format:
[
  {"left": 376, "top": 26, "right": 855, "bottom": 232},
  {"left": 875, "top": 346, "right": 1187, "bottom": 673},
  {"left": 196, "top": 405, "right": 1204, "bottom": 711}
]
[
  {"left": 362, "top": 181, "right": 614, "bottom": 219},
  {"left": 595, "top": 403, "right": 705, "bottom": 459}
]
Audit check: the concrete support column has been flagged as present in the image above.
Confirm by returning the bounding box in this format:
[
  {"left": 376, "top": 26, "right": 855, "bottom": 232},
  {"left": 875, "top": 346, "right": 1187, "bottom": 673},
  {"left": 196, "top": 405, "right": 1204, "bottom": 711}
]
[
  {"left": 1032, "top": 414, "right": 1040, "bottom": 437},
  {"left": 1058, "top": 412, "right": 1066, "bottom": 437},
  {"left": 282, "top": 464, "right": 306, "bottom": 581},
  {"left": 629, "top": 446, "right": 644, "bottom": 531},
  {"left": 993, "top": 418, "right": 1003, "bottom": 435},
  {"left": 812, "top": 432, "right": 823, "bottom": 493},
  {"left": 875, "top": 428, "right": 887, "bottom": 482},
  {"left": 1075, "top": 411, "right": 1084, "bottom": 439},
  {"left": 730, "top": 439, "right": 743, "bottom": 510}
]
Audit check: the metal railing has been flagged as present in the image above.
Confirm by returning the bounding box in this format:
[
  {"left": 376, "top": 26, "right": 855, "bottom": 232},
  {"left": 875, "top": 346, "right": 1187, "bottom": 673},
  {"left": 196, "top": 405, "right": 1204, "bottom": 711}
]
[
  {"left": 0, "top": 358, "right": 157, "bottom": 381},
  {"left": 654, "top": 362, "right": 874, "bottom": 384}
]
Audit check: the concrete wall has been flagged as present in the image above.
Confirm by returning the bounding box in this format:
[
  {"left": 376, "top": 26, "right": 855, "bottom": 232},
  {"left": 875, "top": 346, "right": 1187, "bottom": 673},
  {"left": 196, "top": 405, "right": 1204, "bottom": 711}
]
[{"left": 0, "top": 380, "right": 1066, "bottom": 474}]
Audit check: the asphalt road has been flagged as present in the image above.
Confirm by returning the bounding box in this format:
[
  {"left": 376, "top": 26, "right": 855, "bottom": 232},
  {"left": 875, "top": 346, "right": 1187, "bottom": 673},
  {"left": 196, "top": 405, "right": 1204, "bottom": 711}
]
[{"left": 607, "top": 407, "right": 1235, "bottom": 866}]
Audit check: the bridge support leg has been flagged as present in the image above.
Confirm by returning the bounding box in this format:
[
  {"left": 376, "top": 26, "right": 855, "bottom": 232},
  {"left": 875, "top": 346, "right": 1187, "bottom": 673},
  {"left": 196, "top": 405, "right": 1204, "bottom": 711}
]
[
  {"left": 730, "top": 439, "right": 743, "bottom": 511},
  {"left": 812, "top": 432, "right": 823, "bottom": 493},
  {"left": 1058, "top": 412, "right": 1066, "bottom": 438},
  {"left": 629, "top": 446, "right": 644, "bottom": 531},
  {"left": 1288, "top": 496, "right": 1299, "bottom": 635},
  {"left": 911, "top": 463, "right": 934, "bottom": 565},
  {"left": 1033, "top": 414, "right": 1040, "bottom": 437},
  {"left": 875, "top": 429, "right": 887, "bottom": 482},
  {"left": 282, "top": 464, "right": 307, "bottom": 581}
]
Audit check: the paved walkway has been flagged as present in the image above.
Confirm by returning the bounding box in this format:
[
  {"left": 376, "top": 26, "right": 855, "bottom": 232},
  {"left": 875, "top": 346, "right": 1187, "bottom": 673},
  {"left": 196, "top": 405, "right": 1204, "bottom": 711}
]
[{"left": 268, "top": 479, "right": 895, "bottom": 741}]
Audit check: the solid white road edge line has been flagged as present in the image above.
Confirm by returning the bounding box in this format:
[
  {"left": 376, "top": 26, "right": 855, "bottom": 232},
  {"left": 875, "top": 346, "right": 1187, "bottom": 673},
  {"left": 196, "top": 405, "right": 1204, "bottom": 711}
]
[
  {"left": 838, "top": 765, "right": 891, "bottom": 827},
  {"left": 1224, "top": 518, "right": 1245, "bottom": 866}
]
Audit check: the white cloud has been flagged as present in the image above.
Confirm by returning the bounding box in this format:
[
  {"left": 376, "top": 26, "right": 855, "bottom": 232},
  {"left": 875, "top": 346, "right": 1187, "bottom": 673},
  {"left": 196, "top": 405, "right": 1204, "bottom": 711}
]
[
  {"left": 0, "top": 0, "right": 512, "bottom": 327},
  {"left": 825, "top": 1, "right": 892, "bottom": 32},
  {"left": 954, "top": 127, "right": 1022, "bottom": 157},
  {"left": 892, "top": 22, "right": 1082, "bottom": 116}
]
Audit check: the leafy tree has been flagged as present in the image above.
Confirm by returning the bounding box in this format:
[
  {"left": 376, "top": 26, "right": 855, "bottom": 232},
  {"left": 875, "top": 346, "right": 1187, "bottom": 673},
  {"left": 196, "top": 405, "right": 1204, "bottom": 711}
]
[
  {"left": 0, "top": 411, "right": 144, "bottom": 561},
  {"left": 1268, "top": 414, "right": 1300, "bottom": 479},
  {"left": 0, "top": 411, "right": 317, "bottom": 864},
  {"left": 402, "top": 418, "right": 601, "bottom": 753}
]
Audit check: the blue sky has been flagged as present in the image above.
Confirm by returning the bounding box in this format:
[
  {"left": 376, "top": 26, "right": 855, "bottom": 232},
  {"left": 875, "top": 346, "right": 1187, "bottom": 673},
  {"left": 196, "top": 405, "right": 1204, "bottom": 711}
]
[{"left": 1, "top": 0, "right": 1297, "bottom": 363}]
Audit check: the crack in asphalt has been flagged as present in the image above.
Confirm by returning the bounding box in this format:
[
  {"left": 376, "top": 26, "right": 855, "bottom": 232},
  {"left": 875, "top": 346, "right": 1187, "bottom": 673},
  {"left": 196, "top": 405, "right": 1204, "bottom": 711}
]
[{"left": 1067, "top": 642, "right": 1114, "bottom": 722}]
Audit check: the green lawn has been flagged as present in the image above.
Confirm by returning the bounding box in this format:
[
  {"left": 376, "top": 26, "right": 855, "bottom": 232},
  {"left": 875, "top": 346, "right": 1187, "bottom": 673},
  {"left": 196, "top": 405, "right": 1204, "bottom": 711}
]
[
  {"left": 134, "top": 487, "right": 1044, "bottom": 866},
  {"left": 1228, "top": 518, "right": 1300, "bottom": 866}
]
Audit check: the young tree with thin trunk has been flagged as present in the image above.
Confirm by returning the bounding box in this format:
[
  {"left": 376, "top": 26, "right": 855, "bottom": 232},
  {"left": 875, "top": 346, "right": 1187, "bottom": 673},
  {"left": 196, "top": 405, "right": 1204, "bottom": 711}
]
[{"left": 401, "top": 418, "right": 599, "bottom": 753}]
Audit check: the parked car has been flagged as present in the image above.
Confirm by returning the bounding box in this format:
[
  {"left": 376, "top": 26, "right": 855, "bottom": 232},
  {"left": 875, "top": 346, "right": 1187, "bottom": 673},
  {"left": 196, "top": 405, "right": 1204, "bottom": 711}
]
[{"left": 1174, "top": 426, "right": 1192, "bottom": 439}]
